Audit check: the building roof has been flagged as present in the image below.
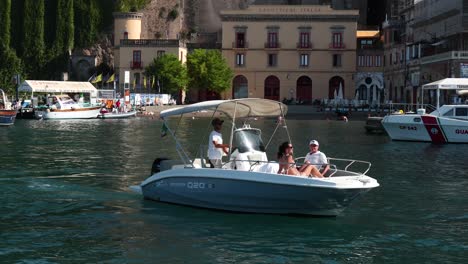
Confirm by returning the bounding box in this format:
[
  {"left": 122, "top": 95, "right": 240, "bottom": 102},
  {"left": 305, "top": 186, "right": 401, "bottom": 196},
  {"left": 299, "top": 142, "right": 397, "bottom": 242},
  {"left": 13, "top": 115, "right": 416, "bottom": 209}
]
[
  {"left": 356, "top": 30, "right": 380, "bottom": 38},
  {"left": 422, "top": 78, "right": 468, "bottom": 90},
  {"left": 18, "top": 80, "right": 98, "bottom": 94}
]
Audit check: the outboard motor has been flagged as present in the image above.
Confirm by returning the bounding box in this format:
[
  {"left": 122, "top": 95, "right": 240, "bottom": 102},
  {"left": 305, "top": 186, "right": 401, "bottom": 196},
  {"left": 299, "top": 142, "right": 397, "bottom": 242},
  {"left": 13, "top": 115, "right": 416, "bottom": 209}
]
[{"left": 151, "top": 158, "right": 169, "bottom": 175}]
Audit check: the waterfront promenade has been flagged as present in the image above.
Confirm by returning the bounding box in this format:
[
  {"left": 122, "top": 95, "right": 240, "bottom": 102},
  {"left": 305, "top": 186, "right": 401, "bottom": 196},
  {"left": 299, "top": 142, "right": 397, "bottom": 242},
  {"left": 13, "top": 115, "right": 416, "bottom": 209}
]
[{"left": 140, "top": 104, "right": 376, "bottom": 121}]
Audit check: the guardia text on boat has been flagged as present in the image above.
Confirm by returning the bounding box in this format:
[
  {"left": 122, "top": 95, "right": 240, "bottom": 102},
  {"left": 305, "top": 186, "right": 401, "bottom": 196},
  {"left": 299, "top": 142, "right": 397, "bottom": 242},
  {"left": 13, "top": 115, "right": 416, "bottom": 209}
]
[{"left": 139, "top": 98, "right": 379, "bottom": 216}]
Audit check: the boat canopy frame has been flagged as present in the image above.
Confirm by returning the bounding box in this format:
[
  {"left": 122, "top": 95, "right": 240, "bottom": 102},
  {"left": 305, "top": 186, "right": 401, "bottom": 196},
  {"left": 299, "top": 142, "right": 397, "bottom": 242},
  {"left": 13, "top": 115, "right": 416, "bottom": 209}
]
[
  {"left": 18, "top": 80, "right": 98, "bottom": 97},
  {"left": 422, "top": 78, "right": 468, "bottom": 110},
  {"left": 159, "top": 98, "right": 289, "bottom": 168}
]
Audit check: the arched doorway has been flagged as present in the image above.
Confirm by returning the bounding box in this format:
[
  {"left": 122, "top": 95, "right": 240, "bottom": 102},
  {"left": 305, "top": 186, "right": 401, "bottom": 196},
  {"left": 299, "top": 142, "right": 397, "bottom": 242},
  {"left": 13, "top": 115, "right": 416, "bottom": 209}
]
[
  {"left": 232, "top": 75, "right": 248, "bottom": 99},
  {"left": 296, "top": 76, "right": 312, "bottom": 104},
  {"left": 264, "top": 75, "right": 280, "bottom": 101},
  {"left": 328, "top": 76, "right": 344, "bottom": 99},
  {"left": 357, "top": 84, "right": 367, "bottom": 100}
]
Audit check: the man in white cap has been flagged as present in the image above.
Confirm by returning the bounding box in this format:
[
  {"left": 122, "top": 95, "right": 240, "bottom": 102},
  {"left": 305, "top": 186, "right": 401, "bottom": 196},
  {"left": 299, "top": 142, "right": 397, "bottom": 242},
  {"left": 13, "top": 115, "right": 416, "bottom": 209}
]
[
  {"left": 207, "top": 117, "right": 230, "bottom": 168},
  {"left": 304, "top": 140, "right": 330, "bottom": 176}
]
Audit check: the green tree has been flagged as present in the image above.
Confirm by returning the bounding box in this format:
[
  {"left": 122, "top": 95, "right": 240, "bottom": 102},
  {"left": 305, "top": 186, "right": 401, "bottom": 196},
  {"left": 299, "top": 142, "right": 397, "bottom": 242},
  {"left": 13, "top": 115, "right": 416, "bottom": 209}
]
[
  {"left": 54, "top": 0, "right": 74, "bottom": 53},
  {"left": 0, "top": 0, "right": 11, "bottom": 48},
  {"left": 187, "top": 49, "right": 233, "bottom": 93},
  {"left": 0, "top": 44, "right": 23, "bottom": 95},
  {"left": 22, "top": 0, "right": 45, "bottom": 79},
  {"left": 115, "top": 0, "right": 150, "bottom": 12},
  {"left": 74, "top": 0, "right": 100, "bottom": 48},
  {"left": 145, "top": 54, "right": 188, "bottom": 95},
  {"left": 10, "top": 0, "right": 23, "bottom": 56}
]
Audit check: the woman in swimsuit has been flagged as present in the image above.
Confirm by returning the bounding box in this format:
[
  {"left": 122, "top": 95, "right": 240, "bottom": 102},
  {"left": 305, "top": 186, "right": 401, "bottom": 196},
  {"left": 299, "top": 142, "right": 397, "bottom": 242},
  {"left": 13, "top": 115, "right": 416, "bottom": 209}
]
[{"left": 277, "top": 142, "right": 323, "bottom": 178}]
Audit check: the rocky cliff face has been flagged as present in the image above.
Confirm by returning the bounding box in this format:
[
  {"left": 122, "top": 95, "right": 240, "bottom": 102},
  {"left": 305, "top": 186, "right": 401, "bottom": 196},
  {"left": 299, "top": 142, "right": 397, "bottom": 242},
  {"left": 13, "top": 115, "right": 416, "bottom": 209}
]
[
  {"left": 141, "top": 0, "right": 255, "bottom": 38},
  {"left": 78, "top": 0, "right": 257, "bottom": 72}
]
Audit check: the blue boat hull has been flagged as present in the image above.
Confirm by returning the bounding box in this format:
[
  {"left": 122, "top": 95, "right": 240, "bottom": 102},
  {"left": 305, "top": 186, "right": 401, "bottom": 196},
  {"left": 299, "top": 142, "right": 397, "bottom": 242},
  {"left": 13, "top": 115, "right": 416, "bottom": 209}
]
[{"left": 0, "top": 110, "right": 17, "bottom": 126}]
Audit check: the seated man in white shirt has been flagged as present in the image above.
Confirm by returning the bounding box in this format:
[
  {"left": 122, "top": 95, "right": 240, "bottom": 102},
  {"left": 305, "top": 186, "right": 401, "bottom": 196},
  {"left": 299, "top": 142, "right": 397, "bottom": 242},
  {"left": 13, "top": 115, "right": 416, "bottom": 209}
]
[{"left": 304, "top": 140, "right": 330, "bottom": 176}]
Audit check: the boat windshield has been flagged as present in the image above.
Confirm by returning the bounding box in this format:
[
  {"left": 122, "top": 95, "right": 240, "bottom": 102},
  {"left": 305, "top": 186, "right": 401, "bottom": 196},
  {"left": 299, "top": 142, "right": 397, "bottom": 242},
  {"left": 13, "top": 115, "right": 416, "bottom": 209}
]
[{"left": 233, "top": 129, "right": 265, "bottom": 153}]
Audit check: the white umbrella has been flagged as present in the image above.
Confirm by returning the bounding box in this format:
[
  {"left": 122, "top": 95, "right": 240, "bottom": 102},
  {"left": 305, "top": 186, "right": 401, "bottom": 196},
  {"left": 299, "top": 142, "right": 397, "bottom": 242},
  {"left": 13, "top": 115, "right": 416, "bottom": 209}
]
[
  {"left": 354, "top": 89, "right": 360, "bottom": 100},
  {"left": 377, "top": 89, "right": 381, "bottom": 107},
  {"left": 354, "top": 90, "right": 360, "bottom": 107},
  {"left": 338, "top": 82, "right": 343, "bottom": 100},
  {"left": 333, "top": 88, "right": 338, "bottom": 99},
  {"left": 372, "top": 86, "right": 377, "bottom": 106}
]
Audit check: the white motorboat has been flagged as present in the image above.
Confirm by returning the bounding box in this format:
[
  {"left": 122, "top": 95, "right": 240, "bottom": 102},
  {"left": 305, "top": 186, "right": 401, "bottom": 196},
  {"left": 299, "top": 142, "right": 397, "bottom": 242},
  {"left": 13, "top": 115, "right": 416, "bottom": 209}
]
[
  {"left": 382, "top": 78, "right": 468, "bottom": 143},
  {"left": 35, "top": 94, "right": 101, "bottom": 119},
  {"left": 18, "top": 80, "right": 101, "bottom": 120},
  {"left": 98, "top": 109, "right": 137, "bottom": 119},
  {"left": 137, "top": 99, "right": 379, "bottom": 216}
]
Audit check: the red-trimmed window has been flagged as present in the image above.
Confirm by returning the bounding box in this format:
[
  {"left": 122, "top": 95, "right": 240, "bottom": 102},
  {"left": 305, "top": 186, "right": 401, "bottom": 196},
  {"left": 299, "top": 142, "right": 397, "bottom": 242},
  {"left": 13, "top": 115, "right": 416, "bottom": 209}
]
[
  {"left": 299, "top": 32, "right": 310, "bottom": 48},
  {"left": 132, "top": 50, "right": 142, "bottom": 69}
]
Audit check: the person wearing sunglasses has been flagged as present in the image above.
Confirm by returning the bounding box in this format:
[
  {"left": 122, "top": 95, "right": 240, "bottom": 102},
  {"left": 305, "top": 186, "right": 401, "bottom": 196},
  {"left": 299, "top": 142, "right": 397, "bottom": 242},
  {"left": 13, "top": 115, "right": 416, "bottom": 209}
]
[{"left": 277, "top": 141, "right": 323, "bottom": 177}]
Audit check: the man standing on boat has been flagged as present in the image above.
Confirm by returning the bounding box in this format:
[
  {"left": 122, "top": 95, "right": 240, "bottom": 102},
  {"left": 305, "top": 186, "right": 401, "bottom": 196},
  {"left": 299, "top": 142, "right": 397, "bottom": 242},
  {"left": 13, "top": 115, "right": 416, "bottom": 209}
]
[{"left": 208, "top": 118, "right": 230, "bottom": 168}]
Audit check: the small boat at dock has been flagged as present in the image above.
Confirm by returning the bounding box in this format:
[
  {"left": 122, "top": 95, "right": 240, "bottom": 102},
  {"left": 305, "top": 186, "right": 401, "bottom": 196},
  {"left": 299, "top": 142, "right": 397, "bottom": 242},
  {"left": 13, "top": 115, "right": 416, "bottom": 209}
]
[
  {"left": 365, "top": 116, "right": 385, "bottom": 133},
  {"left": 98, "top": 109, "right": 137, "bottom": 119},
  {"left": 0, "top": 89, "right": 18, "bottom": 126}
]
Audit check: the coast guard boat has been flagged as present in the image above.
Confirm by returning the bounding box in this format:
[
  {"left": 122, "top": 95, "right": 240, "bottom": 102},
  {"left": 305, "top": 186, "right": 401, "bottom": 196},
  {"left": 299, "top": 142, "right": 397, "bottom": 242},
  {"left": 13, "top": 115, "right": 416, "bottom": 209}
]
[
  {"left": 137, "top": 98, "right": 379, "bottom": 216},
  {"left": 382, "top": 78, "right": 468, "bottom": 143}
]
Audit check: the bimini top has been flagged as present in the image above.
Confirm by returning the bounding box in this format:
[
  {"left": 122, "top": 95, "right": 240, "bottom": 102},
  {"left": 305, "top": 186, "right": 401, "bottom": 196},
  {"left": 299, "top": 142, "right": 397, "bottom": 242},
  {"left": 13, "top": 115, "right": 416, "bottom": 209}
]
[
  {"left": 18, "top": 80, "right": 98, "bottom": 94},
  {"left": 160, "top": 98, "right": 287, "bottom": 119},
  {"left": 422, "top": 78, "right": 468, "bottom": 90}
]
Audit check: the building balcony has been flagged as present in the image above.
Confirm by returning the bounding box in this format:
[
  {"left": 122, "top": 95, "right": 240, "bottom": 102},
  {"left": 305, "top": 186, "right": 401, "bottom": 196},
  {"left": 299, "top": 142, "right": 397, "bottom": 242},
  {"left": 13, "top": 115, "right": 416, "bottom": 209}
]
[
  {"left": 296, "top": 42, "right": 313, "bottom": 49},
  {"left": 232, "top": 41, "right": 249, "bottom": 49},
  {"left": 120, "top": 39, "right": 184, "bottom": 47},
  {"left": 420, "top": 51, "right": 468, "bottom": 65},
  {"left": 329, "top": 43, "right": 346, "bottom": 49},
  {"left": 130, "top": 61, "right": 143, "bottom": 70},
  {"left": 264, "top": 42, "right": 281, "bottom": 49}
]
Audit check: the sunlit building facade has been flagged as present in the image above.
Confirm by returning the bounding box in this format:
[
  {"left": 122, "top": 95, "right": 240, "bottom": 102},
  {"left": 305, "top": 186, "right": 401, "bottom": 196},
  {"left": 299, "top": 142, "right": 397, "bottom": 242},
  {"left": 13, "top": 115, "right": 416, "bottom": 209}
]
[{"left": 221, "top": 5, "right": 358, "bottom": 103}]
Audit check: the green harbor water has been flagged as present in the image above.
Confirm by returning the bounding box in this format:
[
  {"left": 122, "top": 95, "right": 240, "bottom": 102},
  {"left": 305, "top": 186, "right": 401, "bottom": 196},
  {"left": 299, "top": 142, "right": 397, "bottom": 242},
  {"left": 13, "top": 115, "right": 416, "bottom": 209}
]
[{"left": 1, "top": 117, "right": 467, "bottom": 263}]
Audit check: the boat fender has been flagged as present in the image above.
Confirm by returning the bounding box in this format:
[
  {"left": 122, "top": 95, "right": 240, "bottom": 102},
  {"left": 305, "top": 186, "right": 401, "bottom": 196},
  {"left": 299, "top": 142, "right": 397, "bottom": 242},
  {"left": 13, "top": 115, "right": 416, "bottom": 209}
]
[{"left": 151, "top": 158, "right": 169, "bottom": 175}]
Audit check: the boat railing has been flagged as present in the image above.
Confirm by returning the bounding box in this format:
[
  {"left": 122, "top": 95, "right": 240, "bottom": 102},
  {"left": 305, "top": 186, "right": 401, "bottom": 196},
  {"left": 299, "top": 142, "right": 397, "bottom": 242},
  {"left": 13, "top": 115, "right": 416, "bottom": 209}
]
[
  {"left": 387, "top": 103, "right": 436, "bottom": 114},
  {"left": 327, "top": 157, "right": 372, "bottom": 175},
  {"left": 295, "top": 157, "right": 371, "bottom": 176}
]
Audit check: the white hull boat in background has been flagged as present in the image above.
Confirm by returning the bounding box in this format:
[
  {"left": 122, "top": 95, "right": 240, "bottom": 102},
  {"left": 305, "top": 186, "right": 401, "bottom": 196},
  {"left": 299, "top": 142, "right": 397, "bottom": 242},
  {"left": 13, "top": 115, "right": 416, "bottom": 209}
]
[
  {"left": 98, "top": 110, "right": 137, "bottom": 119},
  {"left": 34, "top": 94, "right": 101, "bottom": 119},
  {"left": 18, "top": 80, "right": 101, "bottom": 120},
  {"left": 382, "top": 78, "right": 468, "bottom": 143},
  {"left": 138, "top": 99, "right": 379, "bottom": 216}
]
